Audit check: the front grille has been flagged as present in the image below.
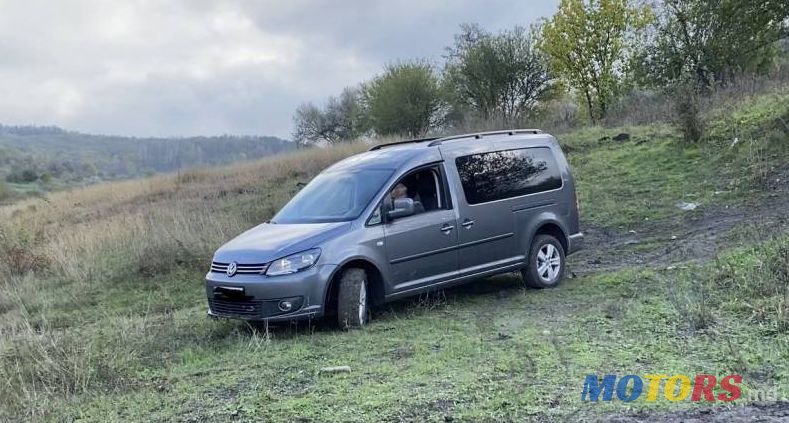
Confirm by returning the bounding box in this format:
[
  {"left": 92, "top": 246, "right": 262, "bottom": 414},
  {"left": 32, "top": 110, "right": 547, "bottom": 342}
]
[
  {"left": 208, "top": 298, "right": 269, "bottom": 317},
  {"left": 208, "top": 295, "right": 305, "bottom": 319},
  {"left": 210, "top": 261, "right": 269, "bottom": 275}
]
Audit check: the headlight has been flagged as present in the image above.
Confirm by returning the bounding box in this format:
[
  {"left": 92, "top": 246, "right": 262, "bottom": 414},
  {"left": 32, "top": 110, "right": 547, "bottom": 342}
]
[{"left": 265, "top": 248, "right": 321, "bottom": 276}]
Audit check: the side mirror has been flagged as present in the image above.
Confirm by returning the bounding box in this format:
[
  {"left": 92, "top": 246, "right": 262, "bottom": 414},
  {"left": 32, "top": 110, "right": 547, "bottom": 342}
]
[{"left": 386, "top": 198, "right": 415, "bottom": 220}]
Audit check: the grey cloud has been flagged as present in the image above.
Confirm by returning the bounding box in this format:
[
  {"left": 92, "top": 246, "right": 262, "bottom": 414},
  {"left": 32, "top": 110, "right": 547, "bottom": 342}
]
[
  {"left": 0, "top": 0, "right": 557, "bottom": 138},
  {"left": 237, "top": 0, "right": 558, "bottom": 62}
]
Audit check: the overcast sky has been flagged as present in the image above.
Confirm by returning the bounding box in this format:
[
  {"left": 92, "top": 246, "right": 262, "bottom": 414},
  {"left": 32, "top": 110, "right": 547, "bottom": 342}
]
[{"left": 0, "top": 0, "right": 557, "bottom": 139}]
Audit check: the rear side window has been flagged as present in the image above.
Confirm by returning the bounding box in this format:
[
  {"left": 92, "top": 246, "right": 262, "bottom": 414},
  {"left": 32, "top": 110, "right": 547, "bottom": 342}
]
[{"left": 455, "top": 147, "right": 562, "bottom": 205}]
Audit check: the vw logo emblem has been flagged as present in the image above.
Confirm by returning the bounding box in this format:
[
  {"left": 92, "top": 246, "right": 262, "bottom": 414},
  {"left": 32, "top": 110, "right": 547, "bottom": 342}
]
[{"left": 226, "top": 262, "right": 238, "bottom": 277}]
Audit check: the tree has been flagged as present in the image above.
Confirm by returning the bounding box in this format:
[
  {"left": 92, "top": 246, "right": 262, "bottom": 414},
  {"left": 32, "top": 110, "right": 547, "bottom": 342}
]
[
  {"left": 292, "top": 87, "right": 365, "bottom": 146},
  {"left": 540, "top": 0, "right": 651, "bottom": 124},
  {"left": 364, "top": 62, "right": 445, "bottom": 137},
  {"left": 636, "top": 0, "right": 789, "bottom": 90},
  {"left": 445, "top": 24, "right": 555, "bottom": 123},
  {"left": 326, "top": 87, "right": 367, "bottom": 141},
  {"left": 292, "top": 103, "right": 329, "bottom": 147},
  {"left": 6, "top": 167, "right": 39, "bottom": 183}
]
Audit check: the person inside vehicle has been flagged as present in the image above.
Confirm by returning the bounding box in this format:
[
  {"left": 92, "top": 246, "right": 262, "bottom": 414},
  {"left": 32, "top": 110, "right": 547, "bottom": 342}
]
[{"left": 390, "top": 182, "right": 425, "bottom": 214}]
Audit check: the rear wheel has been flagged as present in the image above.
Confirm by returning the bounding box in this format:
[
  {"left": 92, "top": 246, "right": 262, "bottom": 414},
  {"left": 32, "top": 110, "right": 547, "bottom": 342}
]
[
  {"left": 522, "top": 235, "right": 566, "bottom": 289},
  {"left": 337, "top": 268, "right": 369, "bottom": 329}
]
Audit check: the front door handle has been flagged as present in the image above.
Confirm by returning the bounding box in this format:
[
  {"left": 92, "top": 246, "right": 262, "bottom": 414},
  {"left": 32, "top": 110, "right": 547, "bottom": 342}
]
[
  {"left": 461, "top": 219, "right": 475, "bottom": 229},
  {"left": 440, "top": 224, "right": 455, "bottom": 233}
]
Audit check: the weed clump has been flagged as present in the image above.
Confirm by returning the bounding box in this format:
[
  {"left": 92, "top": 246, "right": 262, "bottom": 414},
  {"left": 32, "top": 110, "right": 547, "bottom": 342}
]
[
  {"left": 668, "top": 235, "right": 789, "bottom": 333},
  {"left": 673, "top": 81, "right": 706, "bottom": 143},
  {"left": 136, "top": 237, "right": 201, "bottom": 277},
  {"left": 711, "top": 237, "right": 789, "bottom": 332},
  {"left": 0, "top": 223, "right": 50, "bottom": 275}
]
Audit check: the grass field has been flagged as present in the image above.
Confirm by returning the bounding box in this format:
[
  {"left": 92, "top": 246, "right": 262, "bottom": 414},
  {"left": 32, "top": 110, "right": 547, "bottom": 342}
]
[{"left": 0, "top": 92, "right": 787, "bottom": 422}]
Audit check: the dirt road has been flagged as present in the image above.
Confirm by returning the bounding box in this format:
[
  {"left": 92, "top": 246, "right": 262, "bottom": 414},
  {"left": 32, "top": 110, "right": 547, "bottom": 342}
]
[
  {"left": 571, "top": 189, "right": 789, "bottom": 275},
  {"left": 571, "top": 180, "right": 789, "bottom": 422}
]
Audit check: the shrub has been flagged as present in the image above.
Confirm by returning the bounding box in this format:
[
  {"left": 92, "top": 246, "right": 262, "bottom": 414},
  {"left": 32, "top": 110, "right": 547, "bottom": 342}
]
[
  {"left": 364, "top": 61, "right": 444, "bottom": 137},
  {"left": 0, "top": 180, "right": 12, "bottom": 201},
  {"left": 0, "top": 224, "right": 49, "bottom": 275},
  {"left": 39, "top": 173, "right": 53, "bottom": 184},
  {"left": 673, "top": 82, "right": 706, "bottom": 143},
  {"left": 664, "top": 268, "right": 715, "bottom": 331},
  {"left": 6, "top": 168, "right": 39, "bottom": 183},
  {"left": 3, "top": 247, "right": 50, "bottom": 274}
]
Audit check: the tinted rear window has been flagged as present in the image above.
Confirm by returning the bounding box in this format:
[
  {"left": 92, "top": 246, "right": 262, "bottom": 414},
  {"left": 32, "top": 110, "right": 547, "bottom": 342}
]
[{"left": 455, "top": 147, "right": 562, "bottom": 205}]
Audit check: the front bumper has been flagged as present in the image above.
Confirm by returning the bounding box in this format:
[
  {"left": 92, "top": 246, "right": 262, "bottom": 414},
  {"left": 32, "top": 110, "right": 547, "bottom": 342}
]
[
  {"left": 568, "top": 232, "right": 585, "bottom": 254},
  {"left": 205, "top": 263, "right": 337, "bottom": 322}
]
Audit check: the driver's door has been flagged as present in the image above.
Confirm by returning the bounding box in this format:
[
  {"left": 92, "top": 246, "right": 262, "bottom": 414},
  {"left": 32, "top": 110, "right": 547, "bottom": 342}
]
[
  {"left": 383, "top": 165, "right": 459, "bottom": 293},
  {"left": 384, "top": 209, "right": 458, "bottom": 293}
]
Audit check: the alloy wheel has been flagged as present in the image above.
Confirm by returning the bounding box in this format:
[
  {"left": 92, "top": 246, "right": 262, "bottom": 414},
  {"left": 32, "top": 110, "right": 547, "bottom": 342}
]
[{"left": 536, "top": 244, "right": 561, "bottom": 282}]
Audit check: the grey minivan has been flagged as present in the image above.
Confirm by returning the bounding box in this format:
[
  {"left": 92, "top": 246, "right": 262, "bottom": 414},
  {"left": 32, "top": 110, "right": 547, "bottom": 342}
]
[{"left": 206, "top": 129, "right": 583, "bottom": 328}]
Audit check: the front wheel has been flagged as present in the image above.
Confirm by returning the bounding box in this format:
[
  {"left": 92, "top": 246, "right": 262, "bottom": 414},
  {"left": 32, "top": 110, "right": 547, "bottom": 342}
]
[
  {"left": 337, "top": 268, "right": 369, "bottom": 329},
  {"left": 522, "top": 235, "right": 566, "bottom": 289}
]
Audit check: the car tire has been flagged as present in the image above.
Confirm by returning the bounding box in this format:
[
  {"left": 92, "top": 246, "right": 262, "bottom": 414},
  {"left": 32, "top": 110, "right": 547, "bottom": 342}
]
[
  {"left": 522, "top": 235, "right": 566, "bottom": 289},
  {"left": 337, "top": 268, "right": 369, "bottom": 329}
]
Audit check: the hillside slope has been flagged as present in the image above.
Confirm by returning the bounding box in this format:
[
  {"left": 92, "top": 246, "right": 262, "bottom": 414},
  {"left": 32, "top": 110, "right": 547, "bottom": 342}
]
[
  {"left": 0, "top": 124, "right": 293, "bottom": 202},
  {"left": 0, "top": 92, "right": 787, "bottom": 422}
]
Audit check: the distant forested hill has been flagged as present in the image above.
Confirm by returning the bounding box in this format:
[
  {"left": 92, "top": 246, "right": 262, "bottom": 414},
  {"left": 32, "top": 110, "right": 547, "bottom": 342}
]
[{"left": 0, "top": 125, "right": 294, "bottom": 189}]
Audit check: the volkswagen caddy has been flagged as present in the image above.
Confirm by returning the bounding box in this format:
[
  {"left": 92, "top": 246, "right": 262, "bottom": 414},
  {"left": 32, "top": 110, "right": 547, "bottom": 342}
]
[{"left": 206, "top": 129, "right": 583, "bottom": 328}]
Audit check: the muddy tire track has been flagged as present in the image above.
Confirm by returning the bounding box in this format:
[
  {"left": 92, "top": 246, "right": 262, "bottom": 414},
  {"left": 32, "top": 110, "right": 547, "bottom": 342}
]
[{"left": 570, "top": 189, "right": 789, "bottom": 275}]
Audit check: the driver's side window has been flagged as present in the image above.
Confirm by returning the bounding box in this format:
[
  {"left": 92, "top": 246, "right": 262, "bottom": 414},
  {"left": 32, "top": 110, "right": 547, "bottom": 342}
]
[{"left": 369, "top": 165, "right": 449, "bottom": 225}]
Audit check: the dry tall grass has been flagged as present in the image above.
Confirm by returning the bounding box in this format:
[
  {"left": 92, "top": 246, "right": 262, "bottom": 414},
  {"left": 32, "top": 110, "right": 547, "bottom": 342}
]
[
  {"left": 604, "top": 70, "right": 789, "bottom": 128},
  {"left": 0, "top": 141, "right": 369, "bottom": 419},
  {"left": 1, "top": 143, "right": 367, "bottom": 272}
]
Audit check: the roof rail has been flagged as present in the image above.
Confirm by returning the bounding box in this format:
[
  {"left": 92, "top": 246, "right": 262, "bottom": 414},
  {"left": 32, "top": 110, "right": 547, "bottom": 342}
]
[
  {"left": 369, "top": 136, "right": 440, "bottom": 151},
  {"left": 427, "top": 129, "right": 542, "bottom": 146}
]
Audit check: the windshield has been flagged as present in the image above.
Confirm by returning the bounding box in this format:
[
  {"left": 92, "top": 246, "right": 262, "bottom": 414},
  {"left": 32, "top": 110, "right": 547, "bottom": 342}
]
[{"left": 272, "top": 169, "right": 393, "bottom": 224}]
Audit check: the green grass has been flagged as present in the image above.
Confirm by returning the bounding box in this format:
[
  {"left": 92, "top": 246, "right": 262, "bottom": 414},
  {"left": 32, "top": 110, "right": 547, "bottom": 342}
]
[
  {"left": 559, "top": 89, "right": 788, "bottom": 228},
  {"left": 17, "top": 239, "right": 787, "bottom": 422},
  {"left": 563, "top": 125, "right": 721, "bottom": 227},
  {"left": 1, "top": 92, "right": 788, "bottom": 421}
]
